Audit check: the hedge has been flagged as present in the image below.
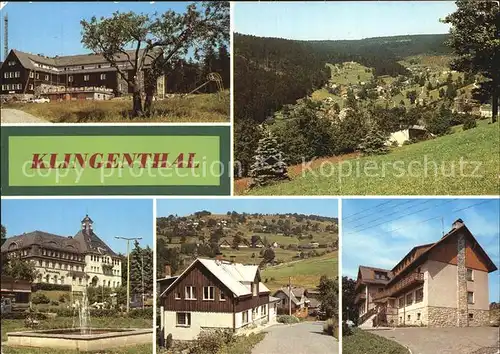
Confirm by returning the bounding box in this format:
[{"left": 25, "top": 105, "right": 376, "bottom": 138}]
[
  {"left": 1, "top": 312, "right": 48, "bottom": 320},
  {"left": 32, "top": 283, "right": 71, "bottom": 292}
]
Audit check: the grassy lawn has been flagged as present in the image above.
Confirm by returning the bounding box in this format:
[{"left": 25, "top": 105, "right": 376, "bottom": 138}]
[
  {"left": 3, "top": 344, "right": 152, "bottom": 354},
  {"left": 343, "top": 329, "right": 408, "bottom": 354},
  {"left": 261, "top": 252, "right": 338, "bottom": 292},
  {"left": 244, "top": 121, "right": 499, "bottom": 195},
  {"left": 219, "top": 333, "right": 266, "bottom": 354},
  {"left": 3, "top": 91, "right": 229, "bottom": 122},
  {"left": 1, "top": 317, "right": 152, "bottom": 342}
]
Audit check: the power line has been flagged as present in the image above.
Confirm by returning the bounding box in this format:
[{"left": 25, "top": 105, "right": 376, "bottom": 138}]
[
  {"left": 345, "top": 199, "right": 431, "bottom": 228},
  {"left": 346, "top": 199, "right": 496, "bottom": 237},
  {"left": 345, "top": 199, "right": 458, "bottom": 235},
  {"left": 343, "top": 200, "right": 395, "bottom": 220}
]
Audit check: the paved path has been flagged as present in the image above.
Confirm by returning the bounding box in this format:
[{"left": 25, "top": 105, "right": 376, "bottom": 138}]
[
  {"left": 1, "top": 109, "right": 48, "bottom": 123},
  {"left": 252, "top": 321, "right": 338, "bottom": 354},
  {"left": 372, "top": 327, "right": 499, "bottom": 354}
]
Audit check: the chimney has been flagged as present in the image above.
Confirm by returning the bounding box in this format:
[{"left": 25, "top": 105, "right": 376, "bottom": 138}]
[
  {"left": 164, "top": 264, "right": 171, "bottom": 278},
  {"left": 452, "top": 218, "right": 464, "bottom": 230},
  {"left": 230, "top": 255, "right": 236, "bottom": 264},
  {"left": 215, "top": 252, "right": 223, "bottom": 262}
]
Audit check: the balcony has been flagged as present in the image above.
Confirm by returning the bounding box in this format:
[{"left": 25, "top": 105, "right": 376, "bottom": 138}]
[
  {"left": 373, "top": 272, "right": 424, "bottom": 301},
  {"left": 354, "top": 292, "right": 366, "bottom": 304}
]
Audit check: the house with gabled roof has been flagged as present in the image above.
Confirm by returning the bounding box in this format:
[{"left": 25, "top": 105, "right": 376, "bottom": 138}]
[
  {"left": 273, "top": 287, "right": 310, "bottom": 317},
  {"left": 158, "top": 255, "right": 280, "bottom": 341},
  {"left": 354, "top": 219, "right": 497, "bottom": 328},
  {"left": 1, "top": 215, "right": 122, "bottom": 293}
]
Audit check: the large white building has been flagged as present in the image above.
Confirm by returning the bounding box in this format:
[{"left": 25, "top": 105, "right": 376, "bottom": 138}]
[{"left": 1, "top": 215, "right": 122, "bottom": 293}]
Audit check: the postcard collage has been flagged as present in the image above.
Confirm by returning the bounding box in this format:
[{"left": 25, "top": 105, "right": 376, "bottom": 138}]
[{"left": 0, "top": 1, "right": 499, "bottom": 354}]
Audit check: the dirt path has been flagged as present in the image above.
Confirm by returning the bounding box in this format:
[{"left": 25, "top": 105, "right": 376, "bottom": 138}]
[
  {"left": 1, "top": 109, "right": 49, "bottom": 123},
  {"left": 252, "top": 322, "right": 338, "bottom": 354},
  {"left": 234, "top": 152, "right": 361, "bottom": 195}
]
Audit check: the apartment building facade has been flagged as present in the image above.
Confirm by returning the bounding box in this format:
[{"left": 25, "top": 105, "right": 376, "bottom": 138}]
[
  {"left": 1, "top": 215, "right": 122, "bottom": 293},
  {"left": 159, "top": 257, "right": 279, "bottom": 341},
  {"left": 0, "top": 49, "right": 160, "bottom": 98},
  {"left": 354, "top": 219, "right": 497, "bottom": 327}
]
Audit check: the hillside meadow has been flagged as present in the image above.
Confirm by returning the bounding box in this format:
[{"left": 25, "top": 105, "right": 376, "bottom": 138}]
[
  {"left": 261, "top": 252, "right": 338, "bottom": 292},
  {"left": 4, "top": 91, "right": 229, "bottom": 123},
  {"left": 241, "top": 120, "right": 499, "bottom": 195}
]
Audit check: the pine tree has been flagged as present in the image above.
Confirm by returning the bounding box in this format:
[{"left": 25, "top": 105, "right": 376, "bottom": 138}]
[
  {"left": 358, "top": 123, "right": 389, "bottom": 155},
  {"left": 249, "top": 132, "right": 290, "bottom": 188}
]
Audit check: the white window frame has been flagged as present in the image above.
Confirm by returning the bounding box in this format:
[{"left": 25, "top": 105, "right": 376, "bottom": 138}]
[
  {"left": 1, "top": 84, "right": 5, "bottom": 91},
  {"left": 203, "top": 286, "right": 215, "bottom": 300},
  {"left": 68, "top": 75, "right": 73, "bottom": 82},
  {"left": 84, "top": 74, "right": 90, "bottom": 81},
  {"left": 45, "top": 74, "right": 49, "bottom": 81},
  {"left": 8, "top": 61, "right": 15, "bottom": 66},
  {"left": 174, "top": 291, "right": 181, "bottom": 300},
  {"left": 100, "top": 73, "right": 106, "bottom": 80},
  {"left": 415, "top": 287, "right": 424, "bottom": 303},
  {"left": 219, "top": 291, "right": 226, "bottom": 301},
  {"left": 29, "top": 72, "right": 34, "bottom": 78},
  {"left": 176, "top": 312, "right": 191, "bottom": 327},
  {"left": 3, "top": 72, "right": 8, "bottom": 79},
  {"left": 242, "top": 310, "right": 248, "bottom": 324},
  {"left": 406, "top": 292, "right": 413, "bottom": 306},
  {"left": 36, "top": 73, "right": 40, "bottom": 79},
  {"left": 466, "top": 268, "right": 473, "bottom": 281},
  {"left": 185, "top": 286, "right": 196, "bottom": 300},
  {"left": 467, "top": 291, "right": 474, "bottom": 304}
]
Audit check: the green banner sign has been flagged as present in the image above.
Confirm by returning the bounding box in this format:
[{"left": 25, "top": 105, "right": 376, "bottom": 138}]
[{"left": 1, "top": 126, "right": 230, "bottom": 195}]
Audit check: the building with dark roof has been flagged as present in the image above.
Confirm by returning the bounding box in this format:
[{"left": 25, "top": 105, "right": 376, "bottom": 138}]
[
  {"left": 354, "top": 219, "right": 497, "bottom": 328},
  {"left": 0, "top": 48, "right": 162, "bottom": 99},
  {"left": 1, "top": 215, "right": 122, "bottom": 293}
]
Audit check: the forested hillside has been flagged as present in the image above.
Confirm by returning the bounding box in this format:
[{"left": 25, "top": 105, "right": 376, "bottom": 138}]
[{"left": 234, "top": 33, "right": 452, "bottom": 176}]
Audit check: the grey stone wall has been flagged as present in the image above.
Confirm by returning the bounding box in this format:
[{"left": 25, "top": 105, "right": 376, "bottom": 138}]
[
  {"left": 467, "top": 309, "right": 490, "bottom": 327},
  {"left": 457, "top": 232, "right": 468, "bottom": 327},
  {"left": 427, "top": 306, "right": 457, "bottom": 327}
]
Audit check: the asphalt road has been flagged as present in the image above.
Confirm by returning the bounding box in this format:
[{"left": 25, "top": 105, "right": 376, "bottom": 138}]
[
  {"left": 372, "top": 327, "right": 499, "bottom": 354},
  {"left": 252, "top": 321, "right": 339, "bottom": 354},
  {"left": 1, "top": 109, "right": 48, "bottom": 123}
]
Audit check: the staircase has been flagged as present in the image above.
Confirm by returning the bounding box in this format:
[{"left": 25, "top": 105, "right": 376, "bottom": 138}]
[{"left": 358, "top": 307, "right": 378, "bottom": 328}]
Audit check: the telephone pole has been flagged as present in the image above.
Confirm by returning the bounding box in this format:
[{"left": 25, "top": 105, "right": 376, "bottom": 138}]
[
  {"left": 115, "top": 236, "right": 142, "bottom": 313},
  {"left": 288, "top": 276, "right": 292, "bottom": 316}
]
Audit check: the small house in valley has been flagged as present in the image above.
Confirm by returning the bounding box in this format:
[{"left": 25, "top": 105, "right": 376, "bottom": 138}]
[{"left": 272, "top": 287, "right": 310, "bottom": 318}]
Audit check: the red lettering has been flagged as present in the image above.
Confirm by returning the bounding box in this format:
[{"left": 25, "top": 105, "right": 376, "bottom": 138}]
[
  {"left": 186, "top": 153, "right": 199, "bottom": 168},
  {"left": 58, "top": 153, "right": 72, "bottom": 169},
  {"left": 106, "top": 153, "right": 119, "bottom": 168},
  {"left": 122, "top": 153, "right": 137, "bottom": 168},
  {"left": 49, "top": 154, "right": 58, "bottom": 169},
  {"left": 74, "top": 153, "right": 87, "bottom": 168},
  {"left": 89, "top": 153, "right": 103, "bottom": 168},
  {"left": 172, "top": 153, "right": 184, "bottom": 168},
  {"left": 31, "top": 154, "right": 47, "bottom": 169},
  {"left": 138, "top": 153, "right": 152, "bottom": 168},
  {"left": 152, "top": 153, "right": 169, "bottom": 168}
]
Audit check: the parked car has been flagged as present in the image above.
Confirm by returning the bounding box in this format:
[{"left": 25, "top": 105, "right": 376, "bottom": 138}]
[{"left": 29, "top": 97, "right": 50, "bottom": 103}]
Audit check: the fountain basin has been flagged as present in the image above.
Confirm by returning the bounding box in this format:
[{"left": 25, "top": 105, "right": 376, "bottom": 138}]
[{"left": 5, "top": 328, "right": 153, "bottom": 351}]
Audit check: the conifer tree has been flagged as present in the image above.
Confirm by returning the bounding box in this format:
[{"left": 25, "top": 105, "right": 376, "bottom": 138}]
[
  {"left": 358, "top": 123, "right": 389, "bottom": 155},
  {"left": 249, "top": 132, "right": 290, "bottom": 188}
]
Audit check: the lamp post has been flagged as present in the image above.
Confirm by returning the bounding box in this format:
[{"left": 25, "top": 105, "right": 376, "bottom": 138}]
[{"left": 115, "top": 236, "right": 142, "bottom": 313}]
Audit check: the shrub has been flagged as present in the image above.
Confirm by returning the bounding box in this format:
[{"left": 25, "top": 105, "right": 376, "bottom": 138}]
[
  {"left": 32, "top": 283, "right": 71, "bottom": 292},
  {"left": 323, "top": 318, "right": 339, "bottom": 338},
  {"left": 1, "top": 311, "right": 48, "bottom": 320},
  {"left": 50, "top": 301, "right": 59, "bottom": 306},
  {"left": 127, "top": 308, "right": 153, "bottom": 319},
  {"left": 277, "top": 315, "right": 300, "bottom": 324},
  {"left": 31, "top": 293, "right": 50, "bottom": 305},
  {"left": 89, "top": 308, "right": 119, "bottom": 317},
  {"left": 462, "top": 115, "right": 477, "bottom": 130},
  {"left": 166, "top": 333, "right": 173, "bottom": 348},
  {"left": 425, "top": 106, "right": 452, "bottom": 136},
  {"left": 342, "top": 321, "right": 353, "bottom": 336},
  {"left": 58, "top": 294, "right": 70, "bottom": 303},
  {"left": 190, "top": 329, "right": 234, "bottom": 354}
]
